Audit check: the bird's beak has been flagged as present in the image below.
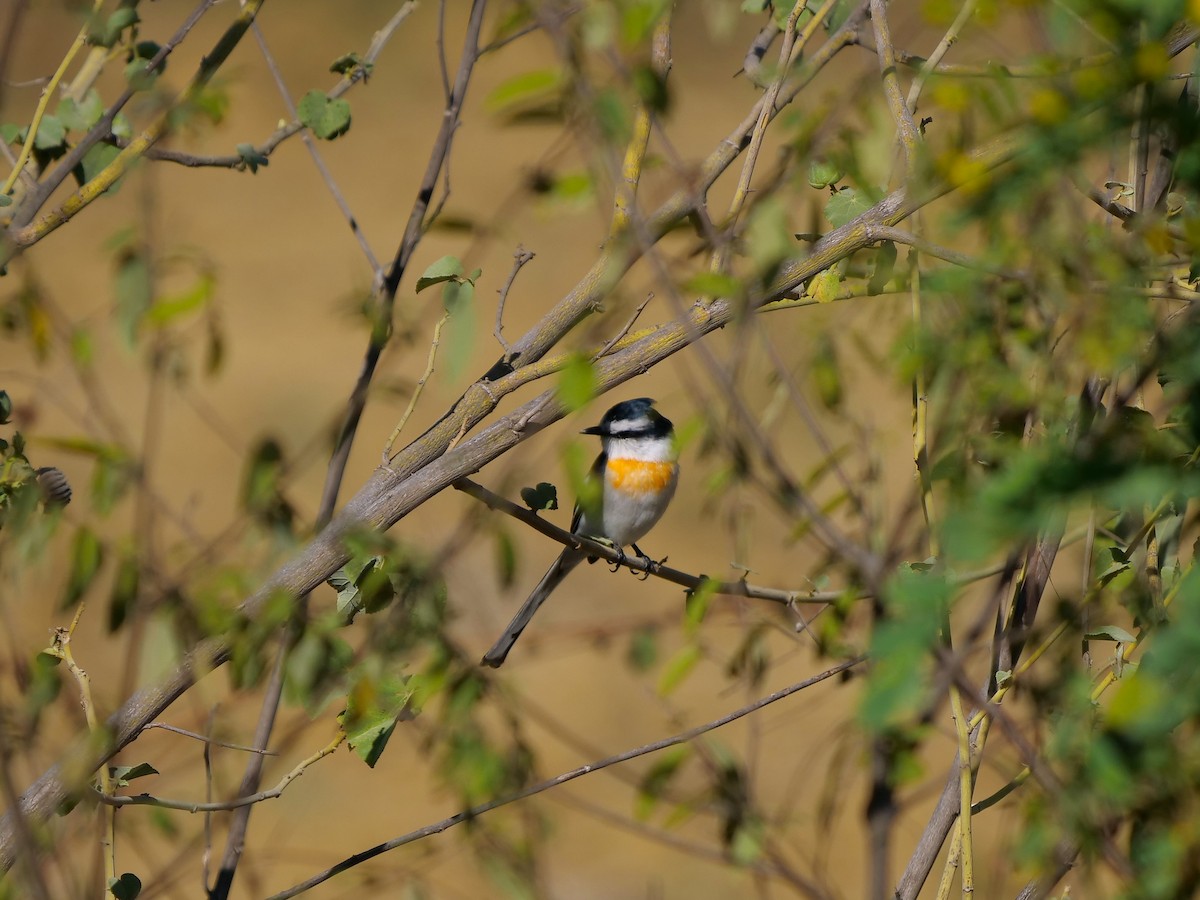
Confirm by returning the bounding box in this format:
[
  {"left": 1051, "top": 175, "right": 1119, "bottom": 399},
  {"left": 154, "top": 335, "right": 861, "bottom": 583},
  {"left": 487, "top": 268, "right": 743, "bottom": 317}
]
[{"left": 581, "top": 425, "right": 604, "bottom": 435}]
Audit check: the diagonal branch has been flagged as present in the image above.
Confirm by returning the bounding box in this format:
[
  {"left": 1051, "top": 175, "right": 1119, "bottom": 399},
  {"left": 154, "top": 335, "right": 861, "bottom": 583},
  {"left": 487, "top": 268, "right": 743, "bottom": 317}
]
[{"left": 265, "top": 657, "right": 865, "bottom": 899}]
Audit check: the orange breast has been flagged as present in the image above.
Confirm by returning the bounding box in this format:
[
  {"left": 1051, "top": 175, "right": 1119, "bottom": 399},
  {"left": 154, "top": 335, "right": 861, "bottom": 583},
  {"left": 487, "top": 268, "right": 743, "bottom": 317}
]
[{"left": 606, "top": 458, "right": 677, "bottom": 492}]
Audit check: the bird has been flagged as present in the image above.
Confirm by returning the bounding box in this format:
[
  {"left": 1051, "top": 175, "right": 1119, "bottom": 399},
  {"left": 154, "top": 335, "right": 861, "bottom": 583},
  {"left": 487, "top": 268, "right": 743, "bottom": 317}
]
[{"left": 481, "top": 397, "right": 679, "bottom": 668}]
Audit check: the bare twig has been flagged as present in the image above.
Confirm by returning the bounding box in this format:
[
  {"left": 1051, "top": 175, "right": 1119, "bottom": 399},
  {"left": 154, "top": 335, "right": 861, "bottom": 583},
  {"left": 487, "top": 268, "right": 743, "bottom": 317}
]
[
  {"left": 250, "top": 21, "right": 383, "bottom": 278},
  {"left": 143, "top": 723, "right": 280, "bottom": 755},
  {"left": 494, "top": 246, "right": 536, "bottom": 355},
  {"left": 905, "top": 0, "right": 979, "bottom": 113},
  {"left": 99, "top": 730, "right": 345, "bottom": 813},
  {"left": 383, "top": 312, "right": 451, "bottom": 463},
  {"left": 266, "top": 658, "right": 864, "bottom": 899}
]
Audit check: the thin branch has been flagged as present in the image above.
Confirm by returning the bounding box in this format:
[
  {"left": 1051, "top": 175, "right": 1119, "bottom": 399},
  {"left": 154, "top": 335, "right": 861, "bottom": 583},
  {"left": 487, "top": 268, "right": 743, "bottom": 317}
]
[
  {"left": 904, "top": 0, "right": 978, "bottom": 113},
  {"left": 494, "top": 246, "right": 536, "bottom": 355},
  {"left": 710, "top": 0, "right": 838, "bottom": 278},
  {"left": 323, "top": 0, "right": 487, "bottom": 513},
  {"left": 249, "top": 20, "right": 382, "bottom": 278},
  {"left": 265, "top": 658, "right": 865, "bottom": 900},
  {"left": 383, "top": 312, "right": 451, "bottom": 463},
  {"left": 43, "top": 604, "right": 118, "bottom": 893},
  {"left": 592, "top": 292, "right": 654, "bottom": 359},
  {"left": 143, "top": 723, "right": 279, "bottom": 755},
  {"left": 454, "top": 477, "right": 842, "bottom": 606},
  {"left": 131, "top": 3, "right": 416, "bottom": 172},
  {"left": 99, "top": 730, "right": 345, "bottom": 813},
  {"left": 870, "top": 0, "right": 921, "bottom": 175},
  {"left": 610, "top": 11, "right": 672, "bottom": 237},
  {"left": 861, "top": 224, "right": 1028, "bottom": 279}
]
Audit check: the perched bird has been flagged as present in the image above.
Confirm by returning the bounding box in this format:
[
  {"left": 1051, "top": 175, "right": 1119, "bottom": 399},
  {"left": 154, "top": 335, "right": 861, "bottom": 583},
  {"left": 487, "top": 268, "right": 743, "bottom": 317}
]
[{"left": 481, "top": 398, "right": 678, "bottom": 667}]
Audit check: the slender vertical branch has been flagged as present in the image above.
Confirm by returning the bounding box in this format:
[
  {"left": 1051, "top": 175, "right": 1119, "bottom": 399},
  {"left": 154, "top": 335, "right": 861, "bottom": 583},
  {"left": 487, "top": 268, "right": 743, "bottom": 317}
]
[
  {"left": 905, "top": 0, "right": 978, "bottom": 113},
  {"left": 709, "top": 0, "right": 839, "bottom": 277},
  {"left": 610, "top": 12, "right": 672, "bottom": 238},
  {"left": 494, "top": 245, "right": 536, "bottom": 355},
  {"left": 870, "top": 0, "right": 921, "bottom": 175}
]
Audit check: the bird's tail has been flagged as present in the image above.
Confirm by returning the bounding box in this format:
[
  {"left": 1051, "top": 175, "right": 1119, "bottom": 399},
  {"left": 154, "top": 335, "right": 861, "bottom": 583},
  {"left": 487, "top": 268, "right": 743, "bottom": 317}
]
[{"left": 481, "top": 550, "right": 585, "bottom": 667}]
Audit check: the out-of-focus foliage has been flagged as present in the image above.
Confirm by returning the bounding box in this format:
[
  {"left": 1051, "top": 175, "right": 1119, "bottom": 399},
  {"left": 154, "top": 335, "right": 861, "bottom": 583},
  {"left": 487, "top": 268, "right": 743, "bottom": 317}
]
[{"left": 8, "top": 1, "right": 1200, "bottom": 899}]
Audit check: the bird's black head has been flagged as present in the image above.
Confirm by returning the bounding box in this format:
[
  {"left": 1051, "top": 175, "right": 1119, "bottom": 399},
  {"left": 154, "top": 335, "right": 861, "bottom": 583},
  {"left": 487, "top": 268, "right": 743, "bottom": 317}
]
[{"left": 582, "top": 397, "right": 673, "bottom": 439}]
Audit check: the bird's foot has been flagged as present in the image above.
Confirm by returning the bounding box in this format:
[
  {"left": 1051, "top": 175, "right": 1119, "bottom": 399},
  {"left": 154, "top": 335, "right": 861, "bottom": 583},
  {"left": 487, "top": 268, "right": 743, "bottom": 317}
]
[{"left": 629, "top": 544, "right": 664, "bottom": 580}]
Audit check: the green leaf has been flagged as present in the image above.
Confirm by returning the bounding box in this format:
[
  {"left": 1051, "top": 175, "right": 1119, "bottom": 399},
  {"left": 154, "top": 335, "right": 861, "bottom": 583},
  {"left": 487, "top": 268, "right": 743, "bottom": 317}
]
[
  {"left": 124, "top": 59, "right": 157, "bottom": 92},
  {"left": 331, "top": 554, "right": 407, "bottom": 621},
  {"left": 146, "top": 273, "right": 215, "bottom": 326},
  {"left": 31, "top": 115, "right": 66, "bottom": 151},
  {"left": 62, "top": 527, "right": 104, "bottom": 609},
  {"left": 868, "top": 241, "right": 897, "bottom": 295},
  {"left": 24, "top": 651, "right": 63, "bottom": 726},
  {"left": 730, "top": 818, "right": 766, "bottom": 865},
  {"left": 684, "top": 578, "right": 718, "bottom": 635},
  {"left": 0, "top": 194, "right": 11, "bottom": 208},
  {"left": 808, "top": 159, "right": 843, "bottom": 189},
  {"left": 330, "top": 52, "right": 372, "bottom": 78},
  {"left": 632, "top": 64, "right": 670, "bottom": 113},
  {"left": 236, "top": 143, "right": 269, "bottom": 173},
  {"left": 107, "top": 873, "right": 142, "bottom": 900},
  {"left": 657, "top": 644, "right": 700, "bottom": 695},
  {"left": 811, "top": 333, "right": 842, "bottom": 409},
  {"left": 1086, "top": 625, "right": 1137, "bottom": 643},
  {"left": 442, "top": 277, "right": 474, "bottom": 315},
  {"left": 494, "top": 529, "right": 517, "bottom": 589},
  {"left": 557, "top": 353, "right": 596, "bottom": 412},
  {"left": 77, "top": 143, "right": 121, "bottom": 191},
  {"left": 113, "top": 250, "right": 152, "bottom": 348},
  {"left": 239, "top": 438, "right": 293, "bottom": 532},
  {"left": 108, "top": 551, "right": 139, "bottom": 633},
  {"left": 0, "top": 122, "right": 21, "bottom": 144},
  {"left": 519, "top": 482, "right": 559, "bottom": 511},
  {"left": 858, "top": 566, "right": 948, "bottom": 730},
  {"left": 745, "top": 198, "right": 792, "bottom": 274},
  {"left": 296, "top": 90, "right": 351, "bottom": 140},
  {"left": 133, "top": 41, "right": 162, "bottom": 62},
  {"left": 342, "top": 674, "right": 412, "bottom": 767},
  {"left": 635, "top": 744, "right": 690, "bottom": 819},
  {"left": 805, "top": 268, "right": 841, "bottom": 304},
  {"left": 684, "top": 271, "right": 742, "bottom": 299},
  {"left": 109, "top": 762, "right": 158, "bottom": 787},
  {"left": 824, "top": 186, "right": 872, "bottom": 227},
  {"left": 593, "top": 87, "right": 631, "bottom": 143},
  {"left": 627, "top": 626, "right": 658, "bottom": 671},
  {"left": 485, "top": 69, "right": 564, "bottom": 116},
  {"left": 57, "top": 90, "right": 103, "bottom": 131},
  {"left": 442, "top": 278, "right": 476, "bottom": 379},
  {"left": 105, "top": 7, "right": 139, "bottom": 38},
  {"left": 111, "top": 114, "right": 133, "bottom": 141},
  {"left": 415, "top": 256, "right": 463, "bottom": 293}
]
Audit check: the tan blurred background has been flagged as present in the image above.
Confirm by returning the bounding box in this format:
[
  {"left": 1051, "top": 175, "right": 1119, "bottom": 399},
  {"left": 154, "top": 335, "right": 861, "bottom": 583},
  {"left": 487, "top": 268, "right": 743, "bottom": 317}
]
[{"left": 0, "top": 2, "right": 1040, "bottom": 898}]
